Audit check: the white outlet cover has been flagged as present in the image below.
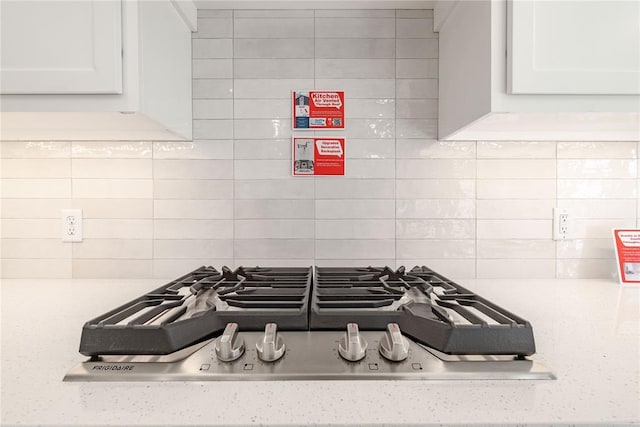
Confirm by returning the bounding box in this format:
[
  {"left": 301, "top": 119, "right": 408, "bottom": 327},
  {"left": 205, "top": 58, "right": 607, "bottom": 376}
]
[{"left": 61, "top": 209, "right": 83, "bottom": 242}]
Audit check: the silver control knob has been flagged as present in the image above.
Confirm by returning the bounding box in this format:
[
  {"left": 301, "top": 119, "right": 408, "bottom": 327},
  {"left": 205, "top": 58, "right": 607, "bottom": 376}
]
[
  {"left": 338, "top": 323, "right": 368, "bottom": 362},
  {"left": 255, "top": 323, "right": 286, "bottom": 362},
  {"left": 215, "top": 323, "right": 245, "bottom": 362},
  {"left": 378, "top": 323, "right": 409, "bottom": 362}
]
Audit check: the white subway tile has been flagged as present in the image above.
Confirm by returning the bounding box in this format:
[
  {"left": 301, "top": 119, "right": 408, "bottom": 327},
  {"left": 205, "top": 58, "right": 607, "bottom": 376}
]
[
  {"left": 347, "top": 99, "right": 395, "bottom": 119},
  {"left": 193, "top": 79, "right": 233, "bottom": 99},
  {"left": 316, "top": 59, "right": 395, "bottom": 78},
  {"left": 477, "top": 219, "right": 552, "bottom": 239},
  {"left": 396, "top": 140, "right": 475, "bottom": 159},
  {"left": 235, "top": 199, "right": 315, "bottom": 219},
  {"left": 235, "top": 219, "right": 314, "bottom": 239},
  {"left": 73, "top": 199, "right": 153, "bottom": 219},
  {"left": 234, "top": 10, "right": 313, "bottom": 18},
  {"left": 153, "top": 259, "right": 233, "bottom": 279},
  {"left": 234, "top": 59, "right": 314, "bottom": 78},
  {"left": 315, "top": 18, "right": 394, "bottom": 38},
  {"left": 1, "top": 141, "right": 70, "bottom": 158},
  {"left": 396, "top": 39, "right": 438, "bottom": 58},
  {"left": 345, "top": 159, "right": 395, "bottom": 179},
  {"left": 234, "top": 99, "right": 291, "bottom": 119},
  {"left": 477, "top": 239, "right": 556, "bottom": 259},
  {"left": 315, "top": 10, "right": 395, "bottom": 18},
  {"left": 234, "top": 239, "right": 315, "bottom": 259},
  {"left": 396, "top": 79, "right": 438, "bottom": 99},
  {"left": 477, "top": 159, "right": 556, "bottom": 179},
  {"left": 194, "top": 18, "right": 232, "bottom": 38},
  {"left": 396, "top": 119, "right": 438, "bottom": 138},
  {"left": 396, "top": 10, "right": 433, "bottom": 18},
  {"left": 72, "top": 159, "right": 152, "bottom": 179},
  {"left": 557, "top": 239, "right": 616, "bottom": 259},
  {"left": 405, "top": 214, "right": 436, "bottom": 236},
  {"left": 557, "top": 141, "right": 637, "bottom": 159},
  {"left": 234, "top": 140, "right": 291, "bottom": 160},
  {"left": 558, "top": 159, "right": 636, "bottom": 179},
  {"left": 153, "top": 180, "right": 233, "bottom": 200},
  {"left": 477, "top": 141, "right": 556, "bottom": 159},
  {"left": 235, "top": 159, "right": 292, "bottom": 179},
  {"left": 396, "top": 240, "right": 474, "bottom": 259},
  {"left": 558, "top": 199, "right": 635, "bottom": 219},
  {"left": 396, "top": 59, "right": 438, "bottom": 78},
  {"left": 72, "top": 239, "right": 152, "bottom": 259},
  {"left": 396, "top": 18, "right": 437, "bottom": 38},
  {"left": 153, "top": 141, "right": 233, "bottom": 160},
  {"left": 234, "top": 119, "right": 292, "bottom": 139},
  {"left": 396, "top": 100, "right": 438, "bottom": 119},
  {"left": 154, "top": 159, "right": 233, "bottom": 180},
  {"left": 477, "top": 259, "right": 555, "bottom": 279},
  {"left": 73, "top": 179, "right": 152, "bottom": 199},
  {"left": 199, "top": 10, "right": 231, "bottom": 18},
  {"left": 193, "top": 120, "right": 233, "bottom": 139},
  {"left": 2, "top": 179, "right": 70, "bottom": 198},
  {"left": 2, "top": 259, "right": 71, "bottom": 278},
  {"left": 323, "top": 119, "right": 393, "bottom": 139},
  {"left": 192, "top": 39, "right": 232, "bottom": 58},
  {"left": 556, "top": 259, "right": 617, "bottom": 279},
  {"left": 572, "top": 218, "right": 635, "bottom": 239},
  {"left": 73, "top": 259, "right": 152, "bottom": 279},
  {"left": 84, "top": 219, "right": 153, "bottom": 239},
  {"left": 1, "top": 238, "right": 71, "bottom": 258},
  {"left": 154, "top": 219, "right": 233, "bottom": 239},
  {"left": 1, "top": 159, "right": 70, "bottom": 178},
  {"left": 1, "top": 199, "right": 71, "bottom": 218},
  {"left": 347, "top": 139, "right": 395, "bottom": 159},
  {"left": 234, "top": 79, "right": 314, "bottom": 99},
  {"left": 154, "top": 200, "right": 233, "bottom": 219},
  {"left": 396, "top": 179, "right": 475, "bottom": 199},
  {"left": 396, "top": 159, "right": 476, "bottom": 179},
  {"left": 315, "top": 79, "right": 395, "bottom": 98},
  {"left": 397, "top": 199, "right": 475, "bottom": 219},
  {"left": 193, "top": 59, "right": 233, "bottom": 78},
  {"left": 235, "top": 180, "right": 314, "bottom": 199},
  {"left": 397, "top": 259, "right": 475, "bottom": 279},
  {"left": 315, "top": 239, "right": 395, "bottom": 259},
  {"left": 316, "top": 200, "right": 395, "bottom": 219},
  {"left": 315, "top": 39, "right": 395, "bottom": 58},
  {"left": 154, "top": 239, "right": 233, "bottom": 259},
  {"left": 234, "top": 38, "right": 314, "bottom": 58},
  {"left": 235, "top": 259, "right": 314, "bottom": 268},
  {"left": 558, "top": 179, "right": 637, "bottom": 199},
  {"left": 1, "top": 219, "right": 61, "bottom": 238},
  {"left": 476, "top": 199, "right": 555, "bottom": 219},
  {"left": 193, "top": 99, "right": 233, "bottom": 119},
  {"left": 316, "top": 219, "right": 395, "bottom": 239},
  {"left": 477, "top": 179, "right": 556, "bottom": 199},
  {"left": 234, "top": 18, "right": 313, "bottom": 38},
  {"left": 315, "top": 178, "right": 395, "bottom": 199},
  {"left": 71, "top": 141, "right": 152, "bottom": 158},
  {"left": 316, "top": 259, "right": 396, "bottom": 267}
]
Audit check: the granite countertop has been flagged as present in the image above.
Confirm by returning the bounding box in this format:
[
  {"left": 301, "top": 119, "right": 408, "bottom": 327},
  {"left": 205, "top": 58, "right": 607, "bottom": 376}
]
[{"left": 1, "top": 277, "right": 638, "bottom": 426}]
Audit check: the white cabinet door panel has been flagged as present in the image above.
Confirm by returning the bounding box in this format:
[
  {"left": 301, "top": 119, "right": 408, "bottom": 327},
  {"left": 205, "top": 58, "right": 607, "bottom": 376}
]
[
  {"left": 1, "top": 0, "right": 122, "bottom": 94},
  {"left": 508, "top": 0, "right": 640, "bottom": 94}
]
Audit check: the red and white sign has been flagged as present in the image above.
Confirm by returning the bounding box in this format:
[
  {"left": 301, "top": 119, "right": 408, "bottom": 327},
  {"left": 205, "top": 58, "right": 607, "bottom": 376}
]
[
  {"left": 292, "top": 90, "right": 345, "bottom": 130},
  {"left": 613, "top": 229, "right": 640, "bottom": 284},
  {"left": 292, "top": 137, "right": 345, "bottom": 176}
]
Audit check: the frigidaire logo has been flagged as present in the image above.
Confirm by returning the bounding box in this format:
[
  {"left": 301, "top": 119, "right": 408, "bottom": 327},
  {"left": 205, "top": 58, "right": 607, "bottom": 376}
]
[{"left": 92, "top": 365, "right": 134, "bottom": 371}]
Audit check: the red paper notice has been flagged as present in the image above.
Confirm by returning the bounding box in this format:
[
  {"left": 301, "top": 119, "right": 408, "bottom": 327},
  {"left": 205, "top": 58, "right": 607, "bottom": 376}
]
[
  {"left": 613, "top": 229, "right": 640, "bottom": 284},
  {"left": 292, "top": 137, "right": 345, "bottom": 176},
  {"left": 292, "top": 91, "right": 345, "bottom": 130}
]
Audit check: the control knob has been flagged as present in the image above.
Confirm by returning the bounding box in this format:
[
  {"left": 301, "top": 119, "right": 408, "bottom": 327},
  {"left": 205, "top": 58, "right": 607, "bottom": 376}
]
[
  {"left": 256, "top": 323, "right": 286, "bottom": 362},
  {"left": 338, "top": 323, "right": 367, "bottom": 362},
  {"left": 378, "top": 323, "right": 409, "bottom": 362},
  {"left": 215, "top": 322, "right": 245, "bottom": 362}
]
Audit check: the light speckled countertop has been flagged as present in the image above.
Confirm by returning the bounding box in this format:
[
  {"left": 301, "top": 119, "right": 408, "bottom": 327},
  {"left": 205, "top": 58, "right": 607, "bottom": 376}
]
[{"left": 1, "top": 278, "right": 638, "bottom": 427}]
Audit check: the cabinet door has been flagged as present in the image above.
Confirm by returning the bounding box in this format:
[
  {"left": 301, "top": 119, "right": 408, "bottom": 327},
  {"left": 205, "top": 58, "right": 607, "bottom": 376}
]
[
  {"left": 1, "top": 0, "right": 122, "bottom": 94},
  {"left": 508, "top": 0, "right": 640, "bottom": 94}
]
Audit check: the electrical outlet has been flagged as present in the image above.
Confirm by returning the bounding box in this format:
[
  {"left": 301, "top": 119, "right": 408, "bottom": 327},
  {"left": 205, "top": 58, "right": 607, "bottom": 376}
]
[
  {"left": 61, "top": 209, "right": 83, "bottom": 242},
  {"left": 553, "top": 207, "right": 570, "bottom": 240}
]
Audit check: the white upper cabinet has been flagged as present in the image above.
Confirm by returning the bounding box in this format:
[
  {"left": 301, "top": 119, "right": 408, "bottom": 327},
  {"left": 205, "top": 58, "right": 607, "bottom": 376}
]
[
  {"left": 1, "top": 0, "right": 123, "bottom": 94},
  {"left": 508, "top": 0, "right": 640, "bottom": 95}
]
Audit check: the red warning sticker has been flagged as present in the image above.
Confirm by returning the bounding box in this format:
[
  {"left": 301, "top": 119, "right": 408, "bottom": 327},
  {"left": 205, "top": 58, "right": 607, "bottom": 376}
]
[{"left": 292, "top": 137, "right": 345, "bottom": 176}]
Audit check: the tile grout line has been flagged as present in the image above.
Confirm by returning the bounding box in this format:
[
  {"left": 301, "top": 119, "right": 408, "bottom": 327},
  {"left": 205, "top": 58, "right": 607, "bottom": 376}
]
[
  {"left": 231, "top": 9, "right": 236, "bottom": 269},
  {"left": 394, "top": 9, "right": 398, "bottom": 269}
]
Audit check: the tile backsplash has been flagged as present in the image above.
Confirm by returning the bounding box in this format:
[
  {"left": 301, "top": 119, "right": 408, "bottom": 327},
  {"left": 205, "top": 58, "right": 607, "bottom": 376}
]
[{"left": 1, "top": 9, "right": 636, "bottom": 280}]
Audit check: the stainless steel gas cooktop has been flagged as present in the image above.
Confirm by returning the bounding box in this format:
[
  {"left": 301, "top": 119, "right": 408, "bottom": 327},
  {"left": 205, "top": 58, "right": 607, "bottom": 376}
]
[{"left": 64, "top": 266, "right": 555, "bottom": 381}]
